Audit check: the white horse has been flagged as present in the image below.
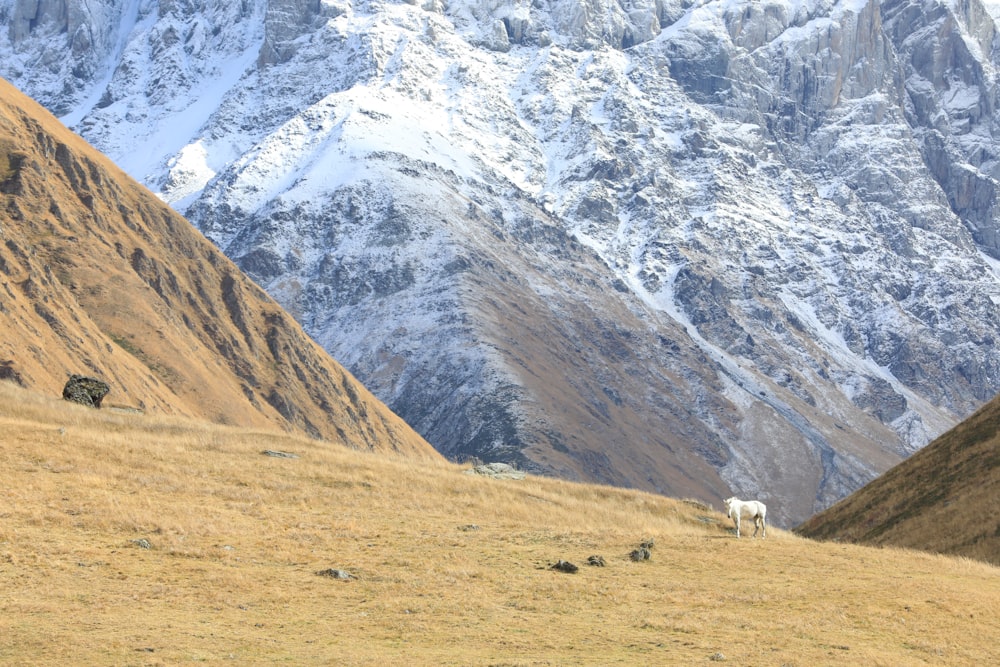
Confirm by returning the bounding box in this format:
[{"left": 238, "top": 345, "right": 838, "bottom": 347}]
[{"left": 724, "top": 496, "right": 767, "bottom": 538}]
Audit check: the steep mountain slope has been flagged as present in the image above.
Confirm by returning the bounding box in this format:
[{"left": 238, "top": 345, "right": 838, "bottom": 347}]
[
  {"left": 796, "top": 392, "right": 1000, "bottom": 565},
  {"left": 0, "top": 75, "right": 438, "bottom": 459},
  {"left": 4, "top": 0, "right": 1000, "bottom": 524}
]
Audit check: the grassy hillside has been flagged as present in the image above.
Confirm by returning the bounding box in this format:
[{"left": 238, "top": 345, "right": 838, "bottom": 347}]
[
  {"left": 796, "top": 392, "right": 1000, "bottom": 566},
  {"left": 0, "top": 76, "right": 436, "bottom": 459},
  {"left": 1, "top": 381, "right": 997, "bottom": 665}
]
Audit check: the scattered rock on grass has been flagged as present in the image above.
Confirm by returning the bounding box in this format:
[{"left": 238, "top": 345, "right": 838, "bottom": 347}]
[
  {"left": 629, "top": 547, "right": 651, "bottom": 562},
  {"left": 682, "top": 498, "right": 713, "bottom": 512},
  {"left": 464, "top": 462, "right": 526, "bottom": 480},
  {"left": 629, "top": 537, "right": 654, "bottom": 561},
  {"left": 262, "top": 450, "right": 299, "bottom": 459},
  {"left": 131, "top": 538, "right": 152, "bottom": 550},
  {"left": 316, "top": 568, "right": 355, "bottom": 580},
  {"left": 587, "top": 555, "right": 606, "bottom": 567},
  {"left": 550, "top": 559, "right": 578, "bottom": 573}
]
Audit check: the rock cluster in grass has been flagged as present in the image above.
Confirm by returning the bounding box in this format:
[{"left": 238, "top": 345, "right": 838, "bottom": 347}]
[
  {"left": 464, "top": 462, "right": 525, "bottom": 480},
  {"left": 550, "top": 559, "right": 578, "bottom": 573},
  {"left": 629, "top": 538, "right": 654, "bottom": 562},
  {"left": 316, "top": 568, "right": 354, "bottom": 580}
]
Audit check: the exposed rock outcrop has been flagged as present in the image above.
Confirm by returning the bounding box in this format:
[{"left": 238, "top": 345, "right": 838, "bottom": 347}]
[
  {"left": 259, "top": 0, "right": 322, "bottom": 66},
  {"left": 465, "top": 462, "right": 526, "bottom": 480},
  {"left": 62, "top": 374, "right": 110, "bottom": 408}
]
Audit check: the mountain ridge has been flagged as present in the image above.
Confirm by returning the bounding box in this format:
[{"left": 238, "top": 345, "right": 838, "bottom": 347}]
[
  {"left": 0, "top": 74, "right": 438, "bottom": 459},
  {"left": 4, "top": 0, "right": 1000, "bottom": 525}
]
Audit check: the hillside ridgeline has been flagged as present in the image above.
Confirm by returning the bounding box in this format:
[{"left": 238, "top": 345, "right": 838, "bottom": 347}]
[
  {"left": 797, "top": 392, "right": 1000, "bottom": 566},
  {"left": 0, "top": 76, "right": 437, "bottom": 459}
]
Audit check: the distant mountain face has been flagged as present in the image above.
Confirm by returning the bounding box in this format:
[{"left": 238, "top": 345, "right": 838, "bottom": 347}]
[
  {"left": 4, "top": 0, "right": 1000, "bottom": 525},
  {"left": 0, "top": 76, "right": 438, "bottom": 460},
  {"left": 795, "top": 391, "right": 1000, "bottom": 566}
]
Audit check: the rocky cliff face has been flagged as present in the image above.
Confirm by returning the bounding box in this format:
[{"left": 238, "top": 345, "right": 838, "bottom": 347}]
[{"left": 4, "top": 0, "right": 1000, "bottom": 525}]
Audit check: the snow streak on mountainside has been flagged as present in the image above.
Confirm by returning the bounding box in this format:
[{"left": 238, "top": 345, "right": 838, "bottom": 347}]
[{"left": 4, "top": 0, "right": 1000, "bottom": 525}]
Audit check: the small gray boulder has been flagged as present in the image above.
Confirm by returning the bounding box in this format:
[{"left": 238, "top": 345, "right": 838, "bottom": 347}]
[{"left": 464, "top": 462, "right": 526, "bottom": 480}]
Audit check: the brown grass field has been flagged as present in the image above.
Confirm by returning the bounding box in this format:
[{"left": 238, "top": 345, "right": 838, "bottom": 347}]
[{"left": 1, "top": 381, "right": 998, "bottom": 666}]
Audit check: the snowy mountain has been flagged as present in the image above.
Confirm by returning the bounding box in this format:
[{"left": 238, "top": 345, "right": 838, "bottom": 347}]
[{"left": 4, "top": 0, "right": 1000, "bottom": 525}]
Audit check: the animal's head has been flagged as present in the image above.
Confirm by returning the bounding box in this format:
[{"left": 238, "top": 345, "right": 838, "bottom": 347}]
[{"left": 723, "top": 497, "right": 736, "bottom": 512}]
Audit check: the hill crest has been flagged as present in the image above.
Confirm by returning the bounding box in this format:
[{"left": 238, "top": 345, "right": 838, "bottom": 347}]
[{"left": 796, "top": 392, "right": 1000, "bottom": 565}]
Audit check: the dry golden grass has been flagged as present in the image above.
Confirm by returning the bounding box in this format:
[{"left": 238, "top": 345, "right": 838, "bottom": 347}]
[
  {"left": 797, "top": 393, "right": 1000, "bottom": 565},
  {"left": 1, "top": 381, "right": 998, "bottom": 666}
]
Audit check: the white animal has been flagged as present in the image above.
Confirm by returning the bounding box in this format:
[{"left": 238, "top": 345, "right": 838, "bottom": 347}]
[{"left": 724, "top": 496, "right": 767, "bottom": 538}]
